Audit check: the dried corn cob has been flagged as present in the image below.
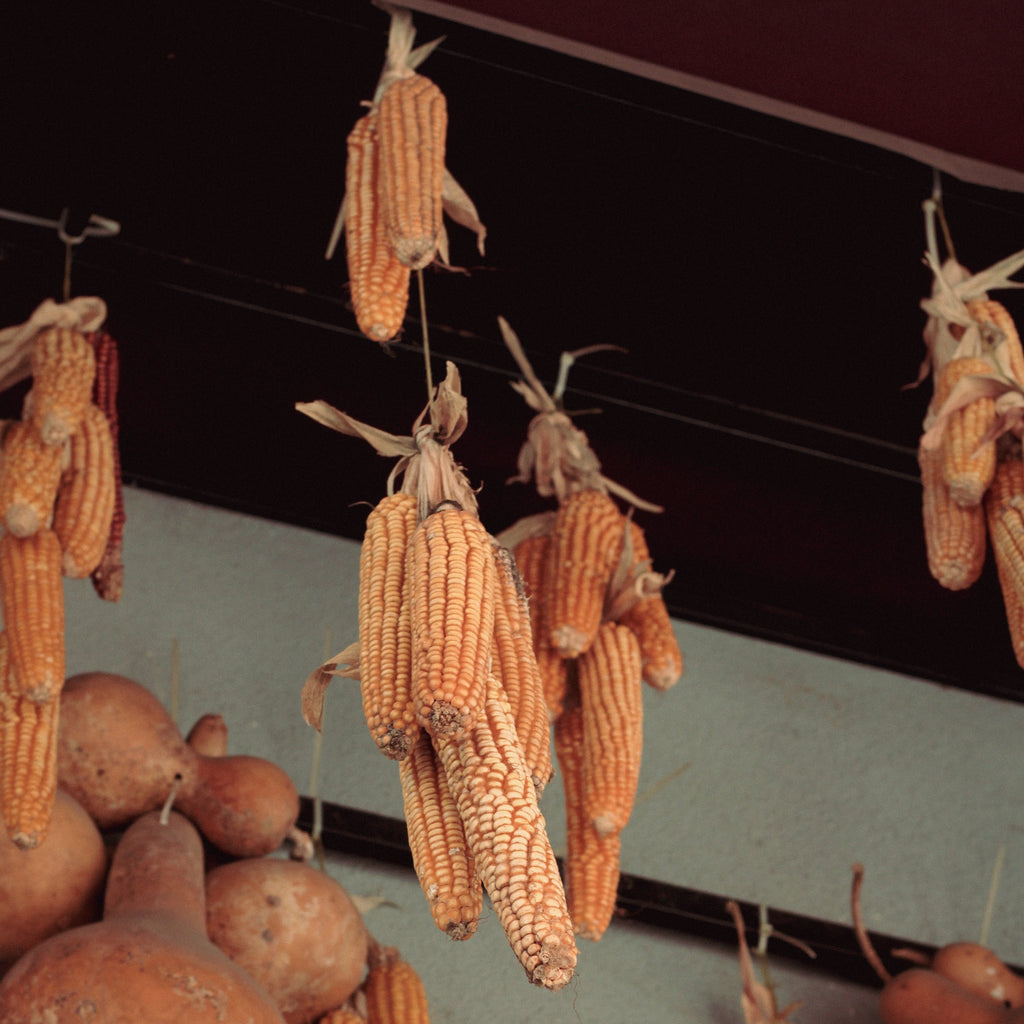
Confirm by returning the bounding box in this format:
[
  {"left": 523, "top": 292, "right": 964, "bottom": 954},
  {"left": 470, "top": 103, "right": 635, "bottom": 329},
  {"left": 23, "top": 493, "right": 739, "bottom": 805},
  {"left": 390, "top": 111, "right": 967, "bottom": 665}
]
[
  {"left": 490, "top": 543, "right": 553, "bottom": 794},
  {"left": 0, "top": 419, "right": 65, "bottom": 538},
  {"left": 359, "top": 492, "right": 419, "bottom": 759},
  {"left": 578, "top": 620, "right": 644, "bottom": 838},
  {"left": 407, "top": 503, "right": 496, "bottom": 739},
  {"left": 363, "top": 944, "right": 431, "bottom": 1024},
  {"left": 0, "top": 528, "right": 65, "bottom": 705},
  {"left": 967, "top": 298, "right": 1024, "bottom": 386},
  {"left": 26, "top": 327, "right": 96, "bottom": 446},
  {"left": 52, "top": 402, "right": 116, "bottom": 578},
  {"left": 399, "top": 730, "right": 482, "bottom": 939},
  {"left": 985, "top": 451, "right": 1024, "bottom": 667},
  {"left": 86, "top": 329, "right": 125, "bottom": 602},
  {"left": 934, "top": 356, "right": 998, "bottom": 507},
  {"left": 434, "top": 672, "right": 577, "bottom": 990},
  {"left": 616, "top": 520, "right": 683, "bottom": 690},
  {"left": 511, "top": 531, "right": 567, "bottom": 717},
  {"left": 547, "top": 489, "right": 624, "bottom": 657},
  {"left": 377, "top": 73, "right": 447, "bottom": 270},
  {"left": 0, "top": 631, "right": 59, "bottom": 849},
  {"left": 345, "top": 111, "right": 412, "bottom": 343},
  {"left": 919, "top": 441, "right": 986, "bottom": 590},
  {"left": 554, "top": 690, "right": 621, "bottom": 941}
]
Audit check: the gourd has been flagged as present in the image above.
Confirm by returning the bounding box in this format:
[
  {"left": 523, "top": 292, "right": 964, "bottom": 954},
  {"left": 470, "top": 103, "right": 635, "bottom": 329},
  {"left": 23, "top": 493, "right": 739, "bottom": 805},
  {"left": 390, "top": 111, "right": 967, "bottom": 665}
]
[
  {"left": 57, "top": 671, "right": 300, "bottom": 858},
  {"left": 206, "top": 856, "right": 369, "bottom": 1024},
  {"left": 0, "top": 809, "right": 286, "bottom": 1023},
  {"left": 0, "top": 788, "right": 108, "bottom": 975}
]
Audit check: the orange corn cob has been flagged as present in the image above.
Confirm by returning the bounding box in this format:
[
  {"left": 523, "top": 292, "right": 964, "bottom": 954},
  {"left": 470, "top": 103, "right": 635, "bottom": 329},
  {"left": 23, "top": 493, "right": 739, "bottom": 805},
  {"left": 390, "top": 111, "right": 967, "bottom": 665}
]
[
  {"left": 0, "top": 632, "right": 59, "bottom": 849},
  {"left": 578, "top": 620, "right": 644, "bottom": 838},
  {"left": 0, "top": 419, "right": 65, "bottom": 538},
  {"left": 934, "top": 356, "right": 998, "bottom": 508},
  {"left": 616, "top": 520, "right": 683, "bottom": 690},
  {"left": 399, "top": 730, "right": 482, "bottom": 939},
  {"left": 359, "top": 492, "right": 419, "bottom": 759},
  {"left": 985, "top": 453, "right": 1024, "bottom": 667},
  {"left": 377, "top": 73, "right": 447, "bottom": 270},
  {"left": 86, "top": 329, "right": 125, "bottom": 602},
  {"left": 363, "top": 945, "right": 431, "bottom": 1024},
  {"left": 434, "top": 673, "right": 577, "bottom": 990},
  {"left": 967, "top": 298, "right": 1024, "bottom": 386},
  {"left": 0, "top": 528, "right": 65, "bottom": 705},
  {"left": 52, "top": 402, "right": 116, "bottom": 579},
  {"left": 554, "top": 690, "right": 621, "bottom": 941},
  {"left": 345, "top": 111, "right": 412, "bottom": 343},
  {"left": 407, "top": 504, "right": 496, "bottom": 739},
  {"left": 26, "top": 327, "right": 96, "bottom": 446},
  {"left": 547, "top": 489, "right": 625, "bottom": 657},
  {"left": 512, "top": 531, "right": 567, "bottom": 718},
  {"left": 490, "top": 543, "right": 553, "bottom": 794},
  {"left": 919, "top": 441, "right": 986, "bottom": 590}
]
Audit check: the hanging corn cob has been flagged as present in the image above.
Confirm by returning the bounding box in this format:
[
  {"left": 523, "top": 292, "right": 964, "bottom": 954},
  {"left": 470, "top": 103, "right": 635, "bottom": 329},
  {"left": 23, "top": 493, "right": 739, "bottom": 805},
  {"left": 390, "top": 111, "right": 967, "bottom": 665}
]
[
  {"left": 25, "top": 327, "right": 96, "bottom": 447},
  {"left": 85, "top": 328, "right": 126, "bottom": 602},
  {"left": 554, "top": 678, "right": 621, "bottom": 942},
  {"left": 915, "top": 200, "right": 1024, "bottom": 665},
  {"left": 362, "top": 941, "right": 432, "bottom": 1024},
  {"left": 0, "top": 419, "right": 66, "bottom": 538},
  {"left": 398, "top": 730, "right": 482, "bottom": 939},
  {"left": 494, "top": 316, "right": 683, "bottom": 942},
  {"left": 325, "top": 4, "right": 485, "bottom": 343},
  {"left": 358, "top": 491, "right": 419, "bottom": 758},
  {"left": 297, "top": 363, "right": 574, "bottom": 988},
  {"left": 433, "top": 671, "right": 577, "bottom": 989}
]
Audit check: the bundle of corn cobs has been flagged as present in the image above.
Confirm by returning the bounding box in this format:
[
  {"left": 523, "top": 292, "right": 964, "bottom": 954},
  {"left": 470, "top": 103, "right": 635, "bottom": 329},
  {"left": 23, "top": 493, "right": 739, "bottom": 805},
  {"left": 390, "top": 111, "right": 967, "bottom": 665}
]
[
  {"left": 916, "top": 225, "right": 1024, "bottom": 667},
  {"left": 298, "top": 364, "right": 578, "bottom": 992},
  {"left": 326, "top": 2, "right": 486, "bottom": 344},
  {"left": 494, "top": 318, "right": 684, "bottom": 941},
  {"left": 0, "top": 297, "right": 125, "bottom": 849}
]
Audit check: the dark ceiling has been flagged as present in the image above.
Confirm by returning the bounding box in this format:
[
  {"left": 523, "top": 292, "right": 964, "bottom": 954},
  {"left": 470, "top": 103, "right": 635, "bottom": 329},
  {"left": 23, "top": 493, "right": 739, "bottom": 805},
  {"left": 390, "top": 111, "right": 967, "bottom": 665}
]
[{"left": 3, "top": 1, "right": 1024, "bottom": 702}]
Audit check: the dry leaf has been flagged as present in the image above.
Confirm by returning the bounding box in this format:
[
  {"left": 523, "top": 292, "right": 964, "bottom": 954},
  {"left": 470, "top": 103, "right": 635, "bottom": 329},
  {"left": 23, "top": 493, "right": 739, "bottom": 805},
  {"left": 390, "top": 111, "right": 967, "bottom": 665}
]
[{"left": 301, "top": 640, "right": 360, "bottom": 731}]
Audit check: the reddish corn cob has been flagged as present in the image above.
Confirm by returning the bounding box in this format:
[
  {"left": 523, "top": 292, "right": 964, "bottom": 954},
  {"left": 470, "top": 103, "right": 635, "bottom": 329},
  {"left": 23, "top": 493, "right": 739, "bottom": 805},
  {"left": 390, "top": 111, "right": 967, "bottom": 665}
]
[
  {"left": 0, "top": 631, "right": 59, "bottom": 849},
  {"left": 0, "top": 529, "right": 65, "bottom": 706},
  {"left": 919, "top": 441, "right": 987, "bottom": 590},
  {"left": 554, "top": 691, "right": 621, "bottom": 941},
  {"left": 363, "top": 945, "right": 431, "bottom": 1024},
  {"left": 377, "top": 73, "right": 447, "bottom": 270},
  {"left": 547, "top": 489, "right": 625, "bottom": 657},
  {"left": 511, "top": 531, "right": 567, "bottom": 718},
  {"left": 933, "top": 356, "right": 998, "bottom": 508},
  {"left": 407, "top": 504, "right": 496, "bottom": 739},
  {"left": 578, "top": 620, "right": 644, "bottom": 838},
  {"left": 0, "top": 420, "right": 65, "bottom": 538},
  {"left": 52, "top": 403, "right": 116, "bottom": 579},
  {"left": 86, "top": 330, "right": 125, "bottom": 602},
  {"left": 26, "top": 327, "right": 96, "bottom": 446},
  {"left": 345, "top": 111, "right": 412, "bottom": 343},
  {"left": 967, "top": 298, "right": 1024, "bottom": 386},
  {"left": 434, "top": 673, "right": 577, "bottom": 990},
  {"left": 399, "top": 730, "right": 482, "bottom": 939},
  {"left": 616, "top": 520, "right": 683, "bottom": 690},
  {"left": 985, "top": 453, "right": 1024, "bottom": 667},
  {"left": 359, "top": 492, "right": 419, "bottom": 759},
  {"left": 490, "top": 543, "right": 553, "bottom": 794}
]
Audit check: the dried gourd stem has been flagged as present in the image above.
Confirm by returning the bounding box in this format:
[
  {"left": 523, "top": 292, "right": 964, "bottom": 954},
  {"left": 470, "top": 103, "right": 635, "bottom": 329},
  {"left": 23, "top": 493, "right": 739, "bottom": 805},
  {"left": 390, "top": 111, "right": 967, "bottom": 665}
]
[
  {"left": 978, "top": 842, "right": 1006, "bottom": 948},
  {"left": 850, "top": 862, "right": 892, "bottom": 984},
  {"left": 159, "top": 773, "right": 183, "bottom": 825}
]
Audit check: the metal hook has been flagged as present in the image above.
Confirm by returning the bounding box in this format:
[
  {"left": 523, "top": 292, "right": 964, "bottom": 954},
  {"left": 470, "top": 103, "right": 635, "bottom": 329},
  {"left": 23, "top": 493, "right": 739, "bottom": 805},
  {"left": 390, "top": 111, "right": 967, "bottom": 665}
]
[{"left": 55, "top": 207, "right": 121, "bottom": 245}]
